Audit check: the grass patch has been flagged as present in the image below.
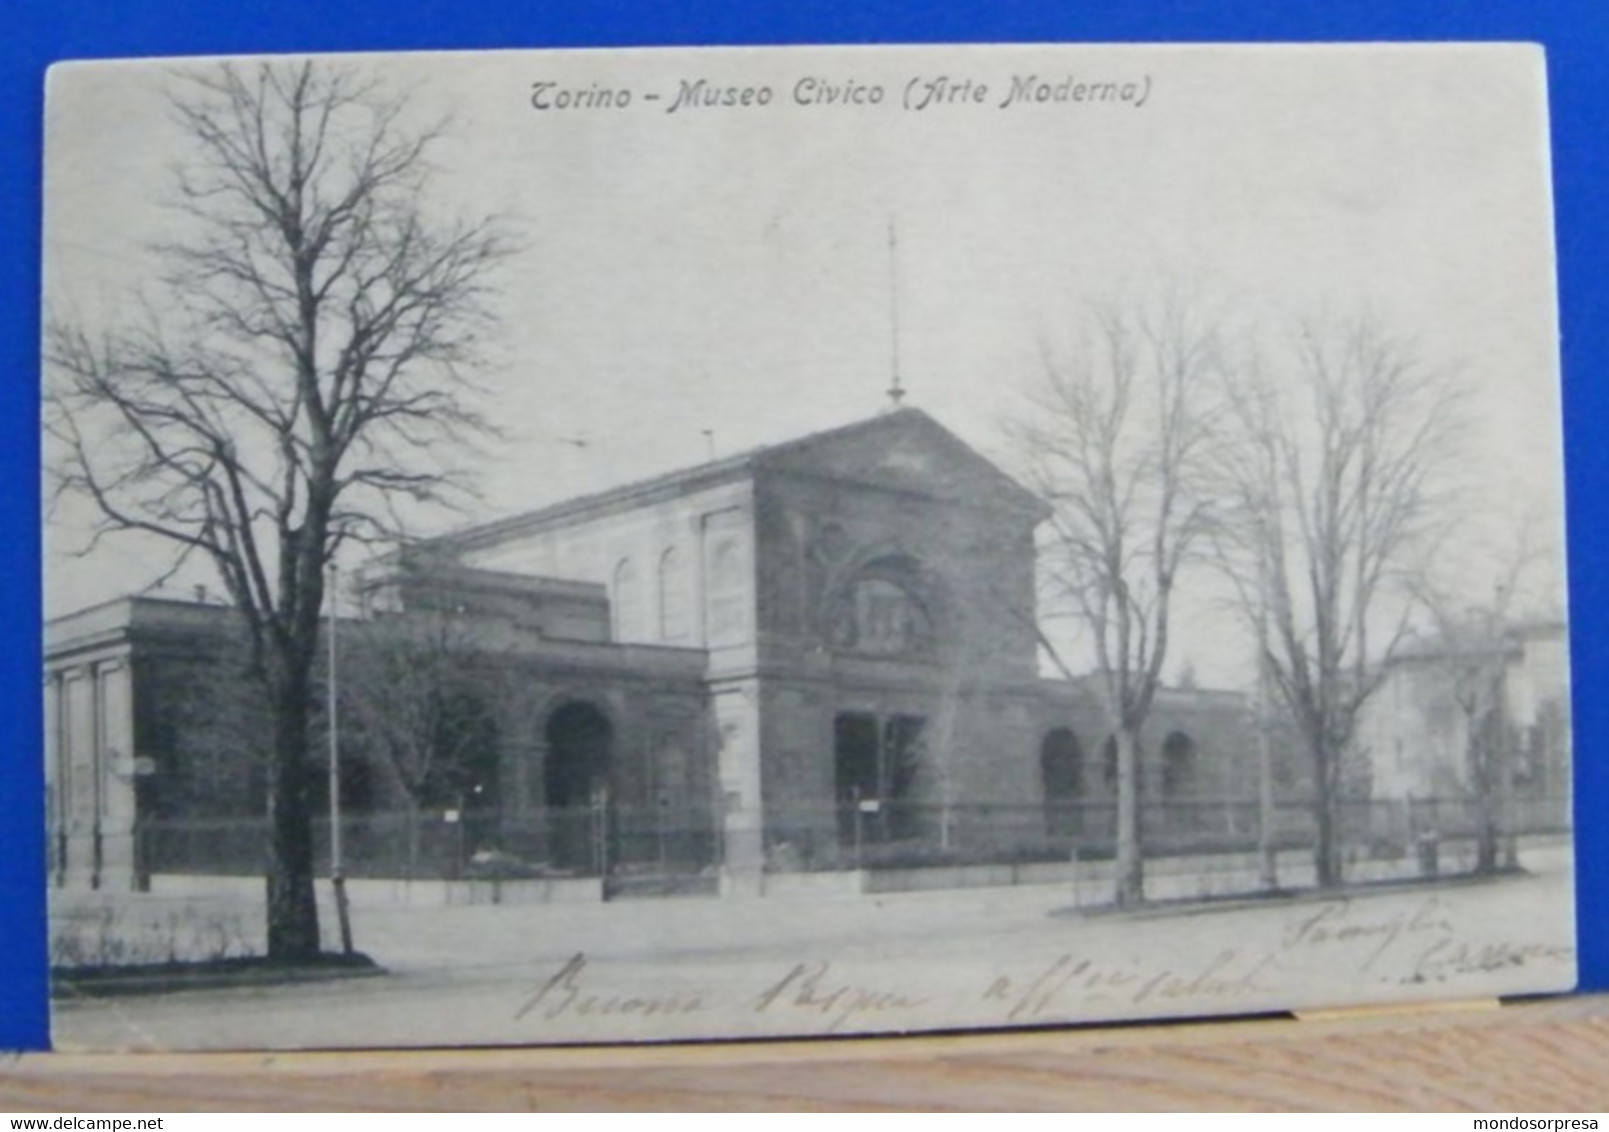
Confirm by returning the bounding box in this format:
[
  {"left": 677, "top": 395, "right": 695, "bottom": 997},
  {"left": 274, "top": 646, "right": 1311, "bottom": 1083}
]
[
  {"left": 51, "top": 902, "right": 256, "bottom": 968},
  {"left": 53, "top": 951, "right": 383, "bottom": 998},
  {"left": 51, "top": 899, "right": 384, "bottom": 997}
]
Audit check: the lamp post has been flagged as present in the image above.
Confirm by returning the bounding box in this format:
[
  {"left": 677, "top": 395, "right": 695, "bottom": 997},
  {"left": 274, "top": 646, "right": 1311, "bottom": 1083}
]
[
  {"left": 1256, "top": 532, "right": 1279, "bottom": 892},
  {"left": 328, "top": 559, "right": 354, "bottom": 955}
]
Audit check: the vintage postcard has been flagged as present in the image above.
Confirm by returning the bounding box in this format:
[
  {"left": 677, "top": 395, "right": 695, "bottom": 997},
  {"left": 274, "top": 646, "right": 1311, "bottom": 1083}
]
[{"left": 41, "top": 43, "right": 1573, "bottom": 1050}]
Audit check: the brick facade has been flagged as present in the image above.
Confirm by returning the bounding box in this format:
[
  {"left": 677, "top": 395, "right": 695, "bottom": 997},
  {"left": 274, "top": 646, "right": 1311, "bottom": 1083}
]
[{"left": 45, "top": 409, "right": 1257, "bottom": 891}]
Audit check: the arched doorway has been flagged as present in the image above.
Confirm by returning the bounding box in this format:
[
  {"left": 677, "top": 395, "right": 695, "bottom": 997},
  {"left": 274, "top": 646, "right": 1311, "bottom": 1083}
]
[
  {"left": 544, "top": 701, "right": 613, "bottom": 871},
  {"left": 1161, "top": 730, "right": 1199, "bottom": 841},
  {"left": 1040, "top": 728, "right": 1085, "bottom": 837},
  {"left": 1162, "top": 731, "right": 1197, "bottom": 796}
]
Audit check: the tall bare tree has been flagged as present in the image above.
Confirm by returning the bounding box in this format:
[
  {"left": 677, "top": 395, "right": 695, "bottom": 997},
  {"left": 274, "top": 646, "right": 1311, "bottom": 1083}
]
[
  {"left": 341, "top": 608, "right": 504, "bottom": 870},
  {"left": 1015, "top": 299, "right": 1223, "bottom": 907},
  {"left": 1411, "top": 531, "right": 1549, "bottom": 875},
  {"left": 1213, "top": 319, "right": 1462, "bottom": 887},
  {"left": 45, "top": 61, "right": 512, "bottom": 957}
]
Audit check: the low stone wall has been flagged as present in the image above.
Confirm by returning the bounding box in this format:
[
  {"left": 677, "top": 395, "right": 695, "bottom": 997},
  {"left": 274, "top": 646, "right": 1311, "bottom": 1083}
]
[
  {"left": 772, "top": 833, "right": 1571, "bottom": 904},
  {"left": 147, "top": 873, "right": 604, "bottom": 907},
  {"left": 757, "top": 870, "right": 862, "bottom": 899}
]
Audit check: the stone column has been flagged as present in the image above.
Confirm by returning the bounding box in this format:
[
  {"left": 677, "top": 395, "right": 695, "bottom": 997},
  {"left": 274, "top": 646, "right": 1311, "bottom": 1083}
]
[
  {"left": 712, "top": 682, "right": 764, "bottom": 896},
  {"left": 61, "top": 667, "right": 97, "bottom": 889},
  {"left": 96, "top": 660, "right": 139, "bottom": 891}
]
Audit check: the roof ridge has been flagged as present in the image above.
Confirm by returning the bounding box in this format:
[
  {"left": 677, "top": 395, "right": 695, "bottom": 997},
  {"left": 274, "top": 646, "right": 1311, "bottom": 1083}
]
[{"left": 426, "top": 408, "right": 938, "bottom": 551}]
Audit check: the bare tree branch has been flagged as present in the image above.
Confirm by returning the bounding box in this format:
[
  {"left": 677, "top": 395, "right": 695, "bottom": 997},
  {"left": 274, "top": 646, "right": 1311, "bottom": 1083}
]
[
  {"left": 43, "top": 58, "right": 515, "bottom": 958},
  {"left": 1008, "top": 292, "right": 1225, "bottom": 906},
  {"left": 1209, "top": 315, "right": 1466, "bottom": 886}
]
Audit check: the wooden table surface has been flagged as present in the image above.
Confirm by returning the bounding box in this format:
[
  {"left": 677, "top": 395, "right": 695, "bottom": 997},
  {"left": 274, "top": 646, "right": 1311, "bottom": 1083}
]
[{"left": 5, "top": 994, "right": 1609, "bottom": 1111}]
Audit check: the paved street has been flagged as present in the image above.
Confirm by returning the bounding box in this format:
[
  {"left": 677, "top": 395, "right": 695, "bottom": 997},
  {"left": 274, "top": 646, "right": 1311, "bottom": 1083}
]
[{"left": 52, "top": 850, "right": 1576, "bottom": 1051}]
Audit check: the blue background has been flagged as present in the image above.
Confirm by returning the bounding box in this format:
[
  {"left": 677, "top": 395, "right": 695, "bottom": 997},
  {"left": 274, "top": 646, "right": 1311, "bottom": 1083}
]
[{"left": 5, "top": 1, "right": 1606, "bottom": 1052}]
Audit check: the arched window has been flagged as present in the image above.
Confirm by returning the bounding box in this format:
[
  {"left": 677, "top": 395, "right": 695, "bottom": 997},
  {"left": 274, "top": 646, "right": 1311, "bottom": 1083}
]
[
  {"left": 705, "top": 537, "right": 747, "bottom": 644},
  {"left": 658, "top": 546, "right": 688, "bottom": 641},
  {"left": 612, "top": 557, "right": 642, "bottom": 641},
  {"left": 828, "top": 556, "right": 934, "bottom": 657}
]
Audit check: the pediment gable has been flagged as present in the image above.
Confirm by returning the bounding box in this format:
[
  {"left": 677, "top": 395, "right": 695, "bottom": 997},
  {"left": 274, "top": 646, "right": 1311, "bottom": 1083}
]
[
  {"left": 431, "top": 408, "right": 1045, "bottom": 555},
  {"left": 756, "top": 409, "right": 1046, "bottom": 517}
]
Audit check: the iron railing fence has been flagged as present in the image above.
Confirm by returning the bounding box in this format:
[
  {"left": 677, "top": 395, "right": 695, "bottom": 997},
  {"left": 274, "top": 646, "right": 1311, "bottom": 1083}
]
[
  {"left": 132, "top": 803, "right": 720, "bottom": 882},
  {"left": 115, "top": 793, "right": 1569, "bottom": 882}
]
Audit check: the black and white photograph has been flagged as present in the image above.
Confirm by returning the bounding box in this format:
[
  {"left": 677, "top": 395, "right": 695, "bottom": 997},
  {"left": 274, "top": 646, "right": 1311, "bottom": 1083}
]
[{"left": 41, "top": 43, "right": 1574, "bottom": 1050}]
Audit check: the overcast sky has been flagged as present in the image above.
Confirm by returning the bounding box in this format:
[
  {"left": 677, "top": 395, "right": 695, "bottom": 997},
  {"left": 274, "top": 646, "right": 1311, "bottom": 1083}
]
[{"left": 42, "top": 44, "right": 1566, "bottom": 687}]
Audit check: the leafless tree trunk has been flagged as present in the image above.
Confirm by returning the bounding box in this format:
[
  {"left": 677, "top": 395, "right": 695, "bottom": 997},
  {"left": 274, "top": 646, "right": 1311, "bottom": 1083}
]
[
  {"left": 1414, "top": 541, "right": 1541, "bottom": 875},
  {"left": 1014, "top": 297, "right": 1223, "bottom": 907},
  {"left": 44, "top": 61, "right": 513, "bottom": 958},
  {"left": 341, "top": 608, "right": 505, "bottom": 831},
  {"left": 1213, "top": 318, "right": 1462, "bottom": 888}
]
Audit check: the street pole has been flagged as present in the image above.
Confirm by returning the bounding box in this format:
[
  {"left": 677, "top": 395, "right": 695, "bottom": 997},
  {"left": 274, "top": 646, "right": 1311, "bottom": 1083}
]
[
  {"left": 1256, "top": 542, "right": 1279, "bottom": 892},
  {"left": 1495, "top": 640, "right": 1519, "bottom": 872},
  {"left": 328, "top": 560, "right": 354, "bottom": 955}
]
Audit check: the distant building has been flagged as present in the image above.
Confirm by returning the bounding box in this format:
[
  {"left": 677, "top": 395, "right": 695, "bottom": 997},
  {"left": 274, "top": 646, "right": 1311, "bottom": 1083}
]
[
  {"left": 46, "top": 409, "right": 1258, "bottom": 893},
  {"left": 1357, "top": 619, "right": 1571, "bottom": 810}
]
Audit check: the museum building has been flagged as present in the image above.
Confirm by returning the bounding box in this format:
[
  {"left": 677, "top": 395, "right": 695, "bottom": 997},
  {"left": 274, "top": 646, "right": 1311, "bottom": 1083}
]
[{"left": 44, "top": 408, "right": 1256, "bottom": 894}]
